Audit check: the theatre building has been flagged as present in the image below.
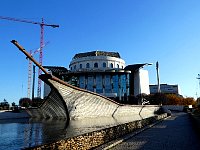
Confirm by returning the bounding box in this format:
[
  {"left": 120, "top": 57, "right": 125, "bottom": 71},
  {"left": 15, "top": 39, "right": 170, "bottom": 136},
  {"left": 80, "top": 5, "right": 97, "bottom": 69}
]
[{"left": 44, "top": 51, "right": 151, "bottom": 103}]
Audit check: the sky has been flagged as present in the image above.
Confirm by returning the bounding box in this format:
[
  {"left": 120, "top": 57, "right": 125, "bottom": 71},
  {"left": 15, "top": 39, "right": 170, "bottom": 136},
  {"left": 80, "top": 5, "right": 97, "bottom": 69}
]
[{"left": 1, "top": 0, "right": 200, "bottom": 104}]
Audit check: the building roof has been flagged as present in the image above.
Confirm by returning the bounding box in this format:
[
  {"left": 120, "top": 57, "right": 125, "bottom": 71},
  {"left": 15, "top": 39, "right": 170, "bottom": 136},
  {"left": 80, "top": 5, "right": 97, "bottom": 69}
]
[
  {"left": 124, "top": 64, "right": 147, "bottom": 71},
  {"left": 73, "top": 51, "right": 121, "bottom": 59},
  {"left": 43, "top": 66, "right": 68, "bottom": 74}
]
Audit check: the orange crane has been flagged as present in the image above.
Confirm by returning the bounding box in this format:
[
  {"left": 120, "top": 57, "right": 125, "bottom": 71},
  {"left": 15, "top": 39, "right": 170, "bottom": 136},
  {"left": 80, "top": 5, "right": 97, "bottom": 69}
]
[{"left": 0, "top": 16, "right": 59, "bottom": 98}]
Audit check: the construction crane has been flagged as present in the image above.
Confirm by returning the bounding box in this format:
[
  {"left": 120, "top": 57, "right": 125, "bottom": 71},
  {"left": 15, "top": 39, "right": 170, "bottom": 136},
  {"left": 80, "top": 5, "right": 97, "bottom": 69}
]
[
  {"left": 27, "top": 41, "right": 49, "bottom": 98},
  {"left": 0, "top": 16, "right": 59, "bottom": 98}
]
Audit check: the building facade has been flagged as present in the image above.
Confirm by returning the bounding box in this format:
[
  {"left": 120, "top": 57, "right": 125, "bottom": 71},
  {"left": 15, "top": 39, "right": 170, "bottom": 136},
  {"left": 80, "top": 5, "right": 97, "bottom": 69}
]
[
  {"left": 69, "top": 51, "right": 126, "bottom": 72},
  {"left": 44, "top": 51, "right": 151, "bottom": 103},
  {"left": 149, "top": 84, "right": 180, "bottom": 95}
]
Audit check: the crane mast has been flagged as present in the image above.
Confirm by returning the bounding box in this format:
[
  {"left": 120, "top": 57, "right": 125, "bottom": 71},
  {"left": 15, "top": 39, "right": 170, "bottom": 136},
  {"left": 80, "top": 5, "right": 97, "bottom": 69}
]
[
  {"left": 27, "top": 50, "right": 32, "bottom": 98},
  {"left": 0, "top": 16, "right": 59, "bottom": 98},
  {"left": 38, "top": 18, "right": 44, "bottom": 98},
  {"left": 27, "top": 41, "right": 49, "bottom": 98}
]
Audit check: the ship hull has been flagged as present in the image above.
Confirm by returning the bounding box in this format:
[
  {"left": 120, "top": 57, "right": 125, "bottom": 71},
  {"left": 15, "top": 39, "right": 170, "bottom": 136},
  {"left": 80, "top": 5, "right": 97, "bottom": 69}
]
[{"left": 27, "top": 74, "right": 160, "bottom": 121}]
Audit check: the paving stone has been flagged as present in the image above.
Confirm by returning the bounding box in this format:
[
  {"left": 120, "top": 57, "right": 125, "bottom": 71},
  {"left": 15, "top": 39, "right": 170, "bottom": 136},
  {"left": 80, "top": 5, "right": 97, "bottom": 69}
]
[{"left": 110, "top": 112, "right": 200, "bottom": 150}]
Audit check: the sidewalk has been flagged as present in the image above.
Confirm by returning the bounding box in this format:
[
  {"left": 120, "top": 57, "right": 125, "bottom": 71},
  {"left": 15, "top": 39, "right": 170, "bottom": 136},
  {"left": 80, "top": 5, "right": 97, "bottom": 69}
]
[
  {"left": 102, "top": 112, "right": 200, "bottom": 150},
  {"left": 0, "top": 110, "right": 30, "bottom": 120}
]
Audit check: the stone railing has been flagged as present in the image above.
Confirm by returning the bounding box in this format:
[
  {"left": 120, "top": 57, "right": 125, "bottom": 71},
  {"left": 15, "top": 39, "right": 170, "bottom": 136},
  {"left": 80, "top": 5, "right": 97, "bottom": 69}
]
[
  {"left": 189, "top": 110, "right": 200, "bottom": 135},
  {"left": 26, "top": 113, "right": 167, "bottom": 150}
]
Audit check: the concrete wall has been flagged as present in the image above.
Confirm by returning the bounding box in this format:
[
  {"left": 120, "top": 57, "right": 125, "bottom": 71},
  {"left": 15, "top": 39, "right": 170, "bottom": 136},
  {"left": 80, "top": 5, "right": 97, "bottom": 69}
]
[
  {"left": 162, "top": 105, "right": 184, "bottom": 111},
  {"left": 0, "top": 110, "right": 30, "bottom": 120},
  {"left": 27, "top": 113, "right": 167, "bottom": 150},
  {"left": 134, "top": 69, "right": 150, "bottom": 96},
  {"left": 139, "top": 70, "right": 150, "bottom": 95}
]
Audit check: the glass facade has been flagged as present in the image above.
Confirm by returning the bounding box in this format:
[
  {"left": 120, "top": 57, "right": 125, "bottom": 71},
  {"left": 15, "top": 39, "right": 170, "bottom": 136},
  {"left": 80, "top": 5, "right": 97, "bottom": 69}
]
[
  {"left": 110, "top": 63, "right": 113, "bottom": 68},
  {"left": 77, "top": 73, "right": 130, "bottom": 101},
  {"left": 96, "top": 74, "right": 103, "bottom": 93},
  {"left": 112, "top": 75, "right": 118, "bottom": 94},
  {"left": 104, "top": 75, "right": 111, "bottom": 93},
  {"left": 79, "top": 76, "right": 85, "bottom": 89},
  {"left": 87, "top": 75, "right": 94, "bottom": 92},
  {"left": 103, "top": 62, "right": 106, "bottom": 68}
]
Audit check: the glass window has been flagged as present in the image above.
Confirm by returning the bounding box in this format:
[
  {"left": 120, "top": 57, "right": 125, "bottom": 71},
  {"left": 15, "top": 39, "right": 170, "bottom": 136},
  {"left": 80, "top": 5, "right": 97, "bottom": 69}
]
[
  {"left": 86, "top": 63, "right": 90, "bottom": 68},
  {"left": 94, "top": 62, "right": 98, "bottom": 68},
  {"left": 117, "top": 64, "right": 119, "bottom": 68},
  {"left": 74, "top": 65, "right": 76, "bottom": 70},
  {"left": 80, "top": 64, "right": 82, "bottom": 69},
  {"left": 110, "top": 63, "right": 113, "bottom": 68},
  {"left": 103, "top": 62, "right": 106, "bottom": 68}
]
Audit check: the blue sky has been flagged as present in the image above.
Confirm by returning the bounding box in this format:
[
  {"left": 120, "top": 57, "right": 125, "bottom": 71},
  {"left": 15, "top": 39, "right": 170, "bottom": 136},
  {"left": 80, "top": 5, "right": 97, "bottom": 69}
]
[{"left": 1, "top": 0, "right": 200, "bottom": 104}]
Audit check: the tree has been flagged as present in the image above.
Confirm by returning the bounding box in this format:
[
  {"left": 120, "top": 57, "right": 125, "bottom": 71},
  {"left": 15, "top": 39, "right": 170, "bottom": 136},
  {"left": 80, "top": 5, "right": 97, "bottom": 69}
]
[
  {"left": 165, "top": 94, "right": 183, "bottom": 105},
  {"left": 0, "top": 99, "right": 10, "bottom": 110},
  {"left": 196, "top": 97, "right": 200, "bottom": 106},
  {"left": 3, "top": 99, "right": 7, "bottom": 103},
  {"left": 19, "top": 97, "right": 32, "bottom": 108},
  {"left": 181, "top": 97, "right": 195, "bottom": 106},
  {"left": 32, "top": 97, "right": 44, "bottom": 107},
  {"left": 11, "top": 102, "right": 16, "bottom": 107},
  {"left": 147, "top": 93, "right": 167, "bottom": 105}
]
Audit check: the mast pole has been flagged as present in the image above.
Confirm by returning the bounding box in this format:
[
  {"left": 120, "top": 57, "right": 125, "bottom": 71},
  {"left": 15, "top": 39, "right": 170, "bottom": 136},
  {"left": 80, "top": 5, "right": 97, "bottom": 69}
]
[
  {"left": 156, "top": 61, "right": 161, "bottom": 93},
  {"left": 11, "top": 40, "right": 48, "bottom": 75}
]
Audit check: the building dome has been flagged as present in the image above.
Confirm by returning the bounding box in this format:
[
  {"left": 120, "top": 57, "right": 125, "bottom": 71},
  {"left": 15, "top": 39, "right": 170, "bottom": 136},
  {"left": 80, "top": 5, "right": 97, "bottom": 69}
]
[{"left": 69, "top": 50, "right": 126, "bottom": 72}]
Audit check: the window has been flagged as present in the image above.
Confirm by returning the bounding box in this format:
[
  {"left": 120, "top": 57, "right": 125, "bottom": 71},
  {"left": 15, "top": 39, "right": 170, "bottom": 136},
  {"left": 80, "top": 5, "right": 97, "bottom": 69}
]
[
  {"left": 103, "top": 62, "right": 106, "bottom": 68},
  {"left": 94, "top": 62, "right": 98, "bottom": 68},
  {"left": 86, "top": 63, "right": 90, "bottom": 68},
  {"left": 110, "top": 63, "right": 113, "bottom": 68},
  {"left": 70, "top": 67, "right": 72, "bottom": 70},
  {"left": 74, "top": 65, "right": 76, "bottom": 70},
  {"left": 117, "top": 64, "right": 119, "bottom": 68},
  {"left": 80, "top": 64, "right": 82, "bottom": 69}
]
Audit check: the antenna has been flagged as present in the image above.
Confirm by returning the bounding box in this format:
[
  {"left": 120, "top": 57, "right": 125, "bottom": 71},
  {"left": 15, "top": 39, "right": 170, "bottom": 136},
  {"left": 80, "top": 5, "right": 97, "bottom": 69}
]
[
  {"left": 156, "top": 61, "right": 161, "bottom": 93},
  {"left": 197, "top": 74, "right": 200, "bottom": 95}
]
